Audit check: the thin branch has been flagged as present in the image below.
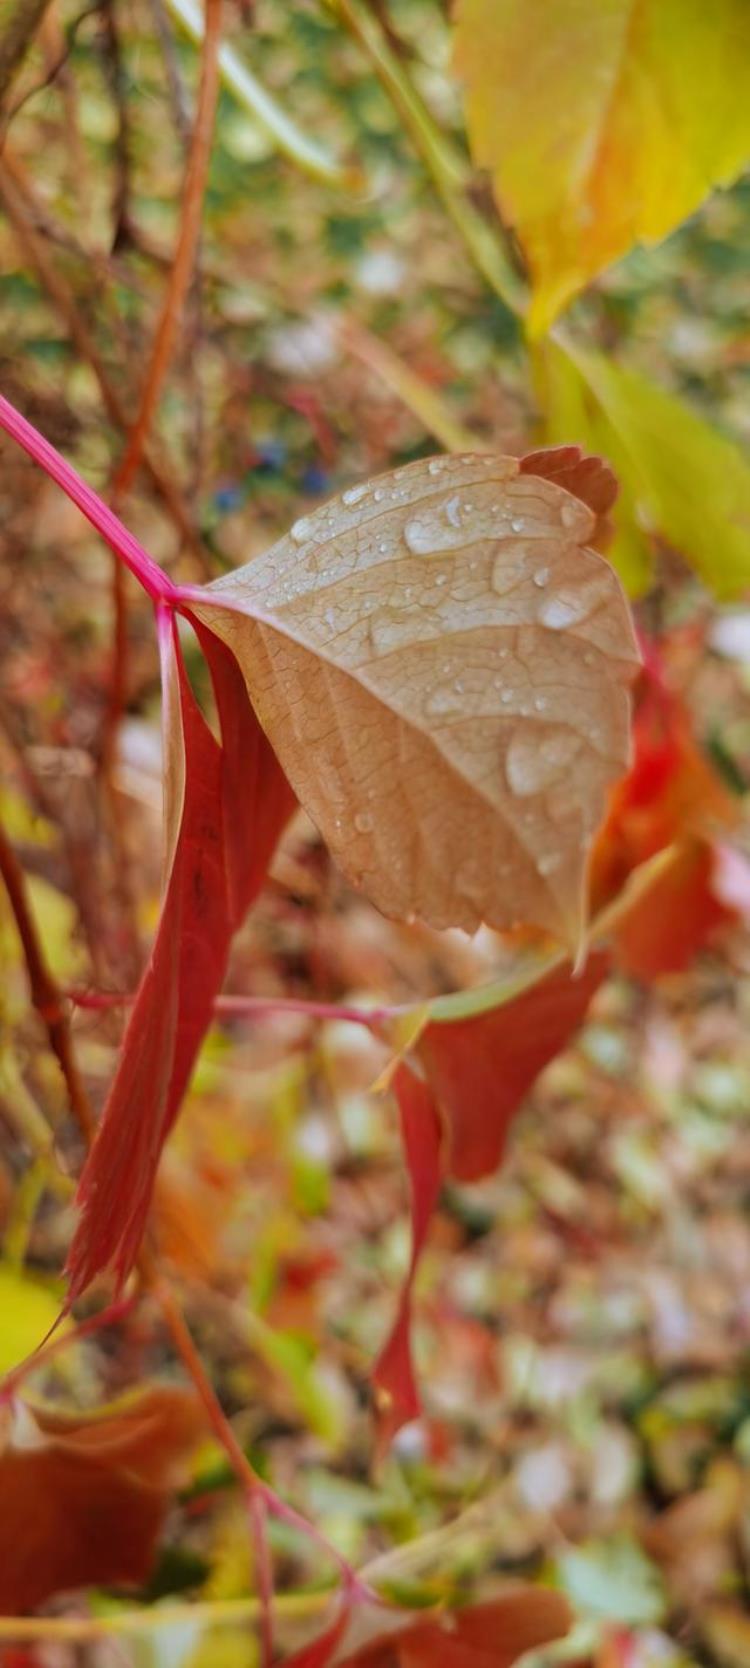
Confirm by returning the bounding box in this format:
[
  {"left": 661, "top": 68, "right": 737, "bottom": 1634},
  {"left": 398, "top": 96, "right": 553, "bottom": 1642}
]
[
  {"left": 0, "top": 0, "right": 53, "bottom": 111},
  {"left": 164, "top": 0, "right": 357, "bottom": 188}
]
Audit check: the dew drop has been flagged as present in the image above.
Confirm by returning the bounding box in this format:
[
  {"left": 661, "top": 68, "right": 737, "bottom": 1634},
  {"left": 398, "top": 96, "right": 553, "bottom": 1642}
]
[
  {"left": 428, "top": 459, "right": 444, "bottom": 476},
  {"left": 290, "top": 516, "right": 314, "bottom": 543},
  {"left": 354, "top": 810, "right": 374, "bottom": 833},
  {"left": 435, "top": 573, "right": 447, "bottom": 586},
  {"left": 537, "top": 852, "right": 562, "bottom": 877},
  {"left": 534, "top": 696, "right": 548, "bottom": 712},
  {"left": 426, "top": 684, "right": 463, "bottom": 716},
  {"left": 505, "top": 727, "right": 582, "bottom": 797},
  {"left": 342, "top": 483, "right": 367, "bottom": 507},
  {"left": 445, "top": 494, "right": 462, "bottom": 528},
  {"left": 325, "top": 608, "right": 335, "bottom": 629},
  {"left": 404, "top": 517, "right": 435, "bottom": 555},
  {"left": 379, "top": 541, "right": 388, "bottom": 553},
  {"left": 373, "top": 488, "right": 385, "bottom": 502},
  {"left": 561, "top": 501, "right": 578, "bottom": 528},
  {"left": 538, "top": 592, "right": 590, "bottom": 630},
  {"left": 501, "top": 689, "right": 514, "bottom": 704},
  {"left": 533, "top": 566, "right": 550, "bottom": 588},
  {"left": 511, "top": 516, "right": 525, "bottom": 533}
]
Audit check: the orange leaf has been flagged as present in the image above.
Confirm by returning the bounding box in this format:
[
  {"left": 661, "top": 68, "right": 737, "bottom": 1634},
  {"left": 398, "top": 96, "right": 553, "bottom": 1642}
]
[
  {"left": 0, "top": 1386, "right": 203, "bottom": 1612},
  {"left": 520, "top": 446, "right": 617, "bottom": 551}
]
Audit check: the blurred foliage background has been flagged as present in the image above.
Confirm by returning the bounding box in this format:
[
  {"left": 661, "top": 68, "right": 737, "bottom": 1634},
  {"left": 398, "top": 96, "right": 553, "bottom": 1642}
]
[{"left": 0, "top": 1, "right": 749, "bottom": 1664}]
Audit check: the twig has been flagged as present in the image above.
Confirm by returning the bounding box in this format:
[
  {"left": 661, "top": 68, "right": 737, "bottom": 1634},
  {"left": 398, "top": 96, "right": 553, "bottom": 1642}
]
[
  {"left": 98, "top": 0, "right": 136, "bottom": 251},
  {"left": 164, "top": 0, "right": 357, "bottom": 188},
  {"left": 0, "top": 149, "right": 199, "bottom": 553},
  {"left": 0, "top": 817, "right": 95, "bottom": 1144},
  {"left": 0, "top": 0, "right": 53, "bottom": 110},
  {"left": 100, "top": 0, "right": 223, "bottom": 846}
]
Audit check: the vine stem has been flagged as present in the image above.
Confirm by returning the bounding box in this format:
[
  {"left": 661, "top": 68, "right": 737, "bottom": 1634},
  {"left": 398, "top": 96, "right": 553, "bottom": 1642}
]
[{"left": 100, "top": 0, "right": 223, "bottom": 814}]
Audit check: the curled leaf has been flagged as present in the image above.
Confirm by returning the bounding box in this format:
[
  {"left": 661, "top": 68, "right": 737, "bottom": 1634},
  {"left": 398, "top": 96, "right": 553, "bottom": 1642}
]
[
  {"left": 192, "top": 454, "right": 638, "bottom": 951},
  {"left": 0, "top": 1385, "right": 203, "bottom": 1612}
]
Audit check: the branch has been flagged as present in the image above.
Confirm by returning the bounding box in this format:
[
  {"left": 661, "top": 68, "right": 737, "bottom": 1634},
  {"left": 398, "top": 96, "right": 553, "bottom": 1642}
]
[{"left": 0, "top": 0, "right": 52, "bottom": 110}]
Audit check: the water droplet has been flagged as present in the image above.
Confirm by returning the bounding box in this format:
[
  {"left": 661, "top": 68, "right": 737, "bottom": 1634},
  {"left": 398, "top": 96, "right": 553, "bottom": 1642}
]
[
  {"left": 454, "top": 678, "right": 465, "bottom": 694},
  {"left": 561, "top": 501, "right": 578, "bottom": 528},
  {"left": 325, "top": 608, "right": 335, "bottom": 629},
  {"left": 290, "top": 516, "right": 314, "bottom": 543},
  {"left": 373, "top": 488, "right": 385, "bottom": 502},
  {"left": 428, "top": 459, "right": 444, "bottom": 476},
  {"left": 511, "top": 516, "right": 525, "bottom": 533},
  {"left": 501, "top": 689, "right": 514, "bottom": 704},
  {"left": 354, "top": 810, "right": 374, "bottom": 833},
  {"left": 505, "top": 727, "right": 582, "bottom": 797},
  {"left": 537, "top": 852, "right": 561, "bottom": 877},
  {"left": 426, "top": 685, "right": 463, "bottom": 716},
  {"left": 435, "top": 573, "right": 447, "bottom": 586},
  {"left": 404, "top": 517, "right": 434, "bottom": 554},
  {"left": 534, "top": 696, "right": 548, "bottom": 712},
  {"left": 379, "top": 541, "right": 388, "bottom": 553},
  {"left": 538, "top": 592, "right": 589, "bottom": 630},
  {"left": 342, "top": 483, "right": 367, "bottom": 506},
  {"left": 445, "top": 494, "right": 462, "bottom": 528},
  {"left": 533, "top": 566, "right": 550, "bottom": 588}
]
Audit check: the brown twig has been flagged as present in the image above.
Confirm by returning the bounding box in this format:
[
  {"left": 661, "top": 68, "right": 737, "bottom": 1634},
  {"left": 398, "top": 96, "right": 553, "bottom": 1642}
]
[
  {"left": 0, "top": 816, "right": 95, "bottom": 1144},
  {"left": 0, "top": 148, "right": 199, "bottom": 551},
  {"left": 0, "top": 0, "right": 53, "bottom": 111}
]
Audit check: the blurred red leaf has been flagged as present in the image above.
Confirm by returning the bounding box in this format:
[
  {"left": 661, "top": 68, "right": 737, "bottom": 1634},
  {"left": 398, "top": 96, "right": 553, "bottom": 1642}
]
[
  {"left": 418, "top": 953, "right": 609, "bottom": 1182},
  {"left": 0, "top": 1386, "right": 203, "bottom": 1612},
  {"left": 335, "top": 1587, "right": 572, "bottom": 1668},
  {"left": 67, "top": 623, "right": 293, "bottom": 1297},
  {"left": 591, "top": 652, "right": 742, "bottom": 977},
  {"left": 373, "top": 1064, "right": 442, "bottom": 1452}
]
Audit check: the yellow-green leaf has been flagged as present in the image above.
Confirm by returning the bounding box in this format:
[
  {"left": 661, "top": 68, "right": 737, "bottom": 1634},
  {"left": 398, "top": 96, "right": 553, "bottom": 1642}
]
[
  {"left": 0, "top": 1262, "right": 66, "bottom": 1374},
  {"left": 550, "top": 338, "right": 750, "bottom": 599},
  {"left": 454, "top": 0, "right": 750, "bottom": 333}
]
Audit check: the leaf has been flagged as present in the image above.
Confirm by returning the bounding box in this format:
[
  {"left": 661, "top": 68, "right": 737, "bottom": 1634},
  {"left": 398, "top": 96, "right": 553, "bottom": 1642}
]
[
  {"left": 334, "top": 1586, "right": 572, "bottom": 1668},
  {"left": 190, "top": 454, "right": 639, "bottom": 951},
  {"left": 454, "top": 0, "right": 750, "bottom": 331},
  {"left": 373, "top": 1065, "right": 443, "bottom": 1454},
  {"left": 548, "top": 340, "right": 750, "bottom": 600},
  {"left": 0, "top": 1384, "right": 203, "bottom": 1612},
  {"left": 556, "top": 1535, "right": 666, "bottom": 1627},
  {"left": 533, "top": 341, "right": 654, "bottom": 596},
  {"left": 520, "top": 446, "right": 618, "bottom": 552},
  {"left": 418, "top": 949, "right": 610, "bottom": 1181},
  {"left": 0, "top": 1263, "right": 67, "bottom": 1375},
  {"left": 374, "top": 949, "right": 606, "bottom": 1445},
  {"left": 67, "top": 621, "right": 294, "bottom": 1297}
]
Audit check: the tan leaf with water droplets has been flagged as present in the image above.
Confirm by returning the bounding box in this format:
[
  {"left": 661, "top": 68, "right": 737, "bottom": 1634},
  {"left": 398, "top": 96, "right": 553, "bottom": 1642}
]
[{"left": 192, "top": 455, "right": 639, "bottom": 947}]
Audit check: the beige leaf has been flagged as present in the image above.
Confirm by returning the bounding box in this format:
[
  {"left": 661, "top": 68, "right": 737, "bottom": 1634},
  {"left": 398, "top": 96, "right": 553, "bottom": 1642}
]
[{"left": 192, "top": 455, "right": 639, "bottom": 947}]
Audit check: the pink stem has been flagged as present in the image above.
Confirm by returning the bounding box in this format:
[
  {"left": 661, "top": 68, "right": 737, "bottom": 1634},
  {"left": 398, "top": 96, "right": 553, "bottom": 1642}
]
[
  {"left": 67, "top": 987, "right": 400, "bottom": 1029},
  {"left": 0, "top": 392, "right": 176, "bottom": 603}
]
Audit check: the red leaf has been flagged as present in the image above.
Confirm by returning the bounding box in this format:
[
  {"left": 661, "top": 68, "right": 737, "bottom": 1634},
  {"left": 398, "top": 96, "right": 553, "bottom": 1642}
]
[
  {"left": 67, "top": 622, "right": 293, "bottom": 1297},
  {"left": 336, "top": 1587, "right": 572, "bottom": 1668},
  {"left": 520, "top": 445, "right": 617, "bottom": 549},
  {"left": 418, "top": 953, "right": 609, "bottom": 1183},
  {"left": 0, "top": 1386, "right": 203, "bottom": 1612},
  {"left": 282, "top": 1600, "right": 352, "bottom": 1667},
  {"left": 373, "top": 1065, "right": 442, "bottom": 1452}
]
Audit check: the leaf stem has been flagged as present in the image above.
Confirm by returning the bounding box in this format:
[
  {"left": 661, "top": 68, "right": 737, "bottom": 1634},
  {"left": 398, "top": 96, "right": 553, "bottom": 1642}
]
[{"left": 0, "top": 392, "right": 176, "bottom": 602}]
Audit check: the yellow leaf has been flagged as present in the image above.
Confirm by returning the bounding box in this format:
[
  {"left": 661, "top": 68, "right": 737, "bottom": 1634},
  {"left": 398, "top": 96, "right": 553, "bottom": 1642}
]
[
  {"left": 555, "top": 339, "right": 750, "bottom": 598},
  {"left": 0, "top": 1262, "right": 65, "bottom": 1375},
  {"left": 192, "top": 454, "right": 638, "bottom": 952},
  {"left": 454, "top": 0, "right": 750, "bottom": 332}
]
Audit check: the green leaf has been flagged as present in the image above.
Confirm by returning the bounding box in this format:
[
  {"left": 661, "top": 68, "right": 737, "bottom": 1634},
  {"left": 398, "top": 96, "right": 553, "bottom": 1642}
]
[{"left": 556, "top": 1535, "right": 667, "bottom": 1626}]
